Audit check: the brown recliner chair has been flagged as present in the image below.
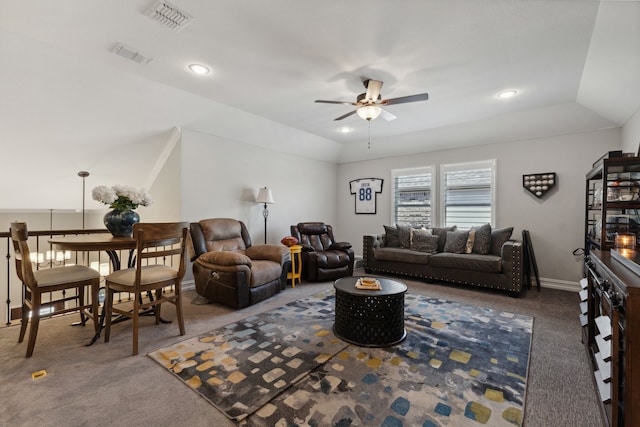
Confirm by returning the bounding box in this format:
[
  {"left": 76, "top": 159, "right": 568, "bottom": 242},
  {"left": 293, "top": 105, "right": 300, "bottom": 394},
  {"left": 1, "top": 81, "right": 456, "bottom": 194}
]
[
  {"left": 290, "top": 222, "right": 354, "bottom": 282},
  {"left": 190, "top": 218, "right": 290, "bottom": 308}
]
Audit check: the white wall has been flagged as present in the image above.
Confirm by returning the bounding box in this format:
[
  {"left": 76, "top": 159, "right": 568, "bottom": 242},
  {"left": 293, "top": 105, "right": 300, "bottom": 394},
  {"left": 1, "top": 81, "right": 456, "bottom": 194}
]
[
  {"left": 337, "top": 128, "right": 621, "bottom": 285},
  {"left": 179, "top": 128, "right": 338, "bottom": 245},
  {"left": 622, "top": 107, "right": 640, "bottom": 155},
  {"left": 143, "top": 139, "right": 182, "bottom": 223}
]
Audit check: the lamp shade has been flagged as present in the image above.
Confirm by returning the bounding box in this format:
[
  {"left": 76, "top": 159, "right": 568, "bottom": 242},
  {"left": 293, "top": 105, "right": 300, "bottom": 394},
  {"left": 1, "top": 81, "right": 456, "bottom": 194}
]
[
  {"left": 256, "top": 187, "right": 275, "bottom": 204},
  {"left": 356, "top": 105, "right": 382, "bottom": 121}
]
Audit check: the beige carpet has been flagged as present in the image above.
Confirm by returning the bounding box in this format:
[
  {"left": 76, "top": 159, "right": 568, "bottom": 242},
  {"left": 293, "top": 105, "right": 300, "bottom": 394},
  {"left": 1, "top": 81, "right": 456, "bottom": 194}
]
[{"left": 0, "top": 269, "right": 604, "bottom": 427}]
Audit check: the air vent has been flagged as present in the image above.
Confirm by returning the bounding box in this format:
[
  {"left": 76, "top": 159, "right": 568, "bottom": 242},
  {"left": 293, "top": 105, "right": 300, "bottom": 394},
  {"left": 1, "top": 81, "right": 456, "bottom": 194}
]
[
  {"left": 145, "top": 1, "right": 194, "bottom": 32},
  {"left": 112, "top": 44, "right": 153, "bottom": 64}
]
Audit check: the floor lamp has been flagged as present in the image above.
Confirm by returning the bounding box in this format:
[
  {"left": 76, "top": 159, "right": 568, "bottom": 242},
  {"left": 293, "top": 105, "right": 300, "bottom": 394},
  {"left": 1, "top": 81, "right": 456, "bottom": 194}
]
[
  {"left": 78, "top": 171, "right": 90, "bottom": 229},
  {"left": 256, "top": 187, "right": 275, "bottom": 244}
]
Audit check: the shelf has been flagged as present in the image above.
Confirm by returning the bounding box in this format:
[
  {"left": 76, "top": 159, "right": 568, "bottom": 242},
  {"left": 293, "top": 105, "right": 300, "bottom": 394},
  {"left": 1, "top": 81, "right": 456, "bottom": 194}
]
[
  {"left": 595, "top": 334, "right": 611, "bottom": 361},
  {"left": 595, "top": 352, "right": 611, "bottom": 382},
  {"left": 579, "top": 313, "right": 588, "bottom": 327},
  {"left": 579, "top": 289, "right": 588, "bottom": 302},
  {"left": 595, "top": 315, "right": 612, "bottom": 339},
  {"left": 594, "top": 370, "right": 611, "bottom": 403}
]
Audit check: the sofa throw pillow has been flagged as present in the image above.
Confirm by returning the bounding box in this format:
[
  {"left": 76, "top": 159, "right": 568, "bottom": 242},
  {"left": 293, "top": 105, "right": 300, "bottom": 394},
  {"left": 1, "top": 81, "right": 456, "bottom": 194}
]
[
  {"left": 384, "top": 225, "right": 400, "bottom": 247},
  {"left": 443, "top": 230, "right": 470, "bottom": 254},
  {"left": 465, "top": 228, "right": 476, "bottom": 253},
  {"left": 410, "top": 228, "right": 438, "bottom": 253},
  {"left": 471, "top": 223, "right": 492, "bottom": 254},
  {"left": 432, "top": 226, "right": 457, "bottom": 252},
  {"left": 397, "top": 223, "right": 413, "bottom": 248},
  {"left": 490, "top": 227, "right": 514, "bottom": 256}
]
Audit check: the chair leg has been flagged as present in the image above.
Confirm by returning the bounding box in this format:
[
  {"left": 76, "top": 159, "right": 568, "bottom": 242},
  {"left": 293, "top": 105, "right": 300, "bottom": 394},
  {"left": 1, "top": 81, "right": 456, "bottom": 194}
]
[
  {"left": 104, "top": 286, "right": 113, "bottom": 343},
  {"left": 79, "top": 285, "right": 86, "bottom": 326},
  {"left": 25, "top": 295, "right": 41, "bottom": 358},
  {"left": 175, "top": 288, "right": 185, "bottom": 336},
  {"left": 18, "top": 302, "right": 29, "bottom": 344},
  {"left": 132, "top": 292, "right": 140, "bottom": 356},
  {"left": 90, "top": 281, "right": 100, "bottom": 334},
  {"left": 154, "top": 289, "right": 162, "bottom": 325}
]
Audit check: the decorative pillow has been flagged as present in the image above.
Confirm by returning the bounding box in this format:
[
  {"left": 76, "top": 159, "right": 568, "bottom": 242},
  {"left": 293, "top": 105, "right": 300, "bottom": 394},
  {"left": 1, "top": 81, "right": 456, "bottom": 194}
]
[
  {"left": 432, "top": 226, "right": 457, "bottom": 252},
  {"left": 471, "top": 223, "right": 492, "bottom": 254},
  {"left": 443, "top": 230, "right": 470, "bottom": 254},
  {"left": 384, "top": 225, "right": 400, "bottom": 247},
  {"left": 397, "top": 224, "right": 412, "bottom": 249},
  {"left": 465, "top": 228, "right": 476, "bottom": 253},
  {"left": 490, "top": 227, "right": 514, "bottom": 256},
  {"left": 410, "top": 228, "right": 438, "bottom": 253}
]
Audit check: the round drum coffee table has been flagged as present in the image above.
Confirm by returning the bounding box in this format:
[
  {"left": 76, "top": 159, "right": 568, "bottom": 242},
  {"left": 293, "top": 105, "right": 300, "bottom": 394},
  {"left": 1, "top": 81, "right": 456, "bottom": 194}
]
[{"left": 333, "top": 276, "right": 407, "bottom": 347}]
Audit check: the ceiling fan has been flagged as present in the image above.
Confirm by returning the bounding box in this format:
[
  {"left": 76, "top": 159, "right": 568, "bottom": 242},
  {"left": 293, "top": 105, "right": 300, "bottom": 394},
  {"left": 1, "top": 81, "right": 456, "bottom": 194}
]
[{"left": 315, "top": 79, "right": 429, "bottom": 121}]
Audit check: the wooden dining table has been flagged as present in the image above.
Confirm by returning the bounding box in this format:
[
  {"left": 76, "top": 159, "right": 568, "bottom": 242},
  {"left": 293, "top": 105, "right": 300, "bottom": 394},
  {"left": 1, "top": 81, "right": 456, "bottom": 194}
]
[
  {"left": 49, "top": 233, "right": 169, "bottom": 345},
  {"left": 49, "top": 234, "right": 136, "bottom": 271}
]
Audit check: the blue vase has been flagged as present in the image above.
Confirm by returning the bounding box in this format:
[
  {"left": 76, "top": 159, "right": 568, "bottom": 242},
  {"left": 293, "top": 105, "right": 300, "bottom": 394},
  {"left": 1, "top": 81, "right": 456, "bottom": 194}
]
[{"left": 104, "top": 209, "right": 140, "bottom": 237}]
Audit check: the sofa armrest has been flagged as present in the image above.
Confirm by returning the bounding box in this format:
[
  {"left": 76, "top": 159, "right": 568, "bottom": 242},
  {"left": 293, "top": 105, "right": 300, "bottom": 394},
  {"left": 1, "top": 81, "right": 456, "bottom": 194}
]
[
  {"left": 364, "top": 234, "right": 385, "bottom": 250},
  {"left": 246, "top": 244, "right": 290, "bottom": 265},
  {"left": 330, "top": 241, "right": 352, "bottom": 251},
  {"left": 196, "top": 250, "right": 252, "bottom": 267},
  {"left": 363, "top": 234, "right": 386, "bottom": 270},
  {"left": 501, "top": 239, "right": 524, "bottom": 291}
]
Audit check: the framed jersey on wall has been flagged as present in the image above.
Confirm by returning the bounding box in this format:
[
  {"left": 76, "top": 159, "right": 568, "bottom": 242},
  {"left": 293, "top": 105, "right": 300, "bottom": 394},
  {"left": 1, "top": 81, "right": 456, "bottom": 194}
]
[{"left": 349, "top": 178, "right": 383, "bottom": 214}]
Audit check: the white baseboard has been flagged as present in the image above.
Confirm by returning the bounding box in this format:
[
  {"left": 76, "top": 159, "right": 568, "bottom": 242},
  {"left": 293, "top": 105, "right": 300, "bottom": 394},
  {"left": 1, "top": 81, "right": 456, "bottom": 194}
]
[
  {"left": 536, "top": 277, "right": 580, "bottom": 292},
  {"left": 182, "top": 279, "right": 195, "bottom": 291}
]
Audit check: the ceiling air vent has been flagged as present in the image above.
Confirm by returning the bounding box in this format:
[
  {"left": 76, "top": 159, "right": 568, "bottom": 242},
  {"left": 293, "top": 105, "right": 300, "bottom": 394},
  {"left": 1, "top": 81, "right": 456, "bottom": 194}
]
[
  {"left": 112, "top": 44, "right": 153, "bottom": 64},
  {"left": 145, "top": 1, "right": 194, "bottom": 32}
]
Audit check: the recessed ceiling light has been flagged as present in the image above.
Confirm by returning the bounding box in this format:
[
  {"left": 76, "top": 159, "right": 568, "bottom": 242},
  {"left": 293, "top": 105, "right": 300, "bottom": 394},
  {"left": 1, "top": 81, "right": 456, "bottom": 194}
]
[
  {"left": 497, "top": 89, "right": 518, "bottom": 99},
  {"left": 337, "top": 127, "right": 353, "bottom": 134},
  {"left": 188, "top": 63, "right": 210, "bottom": 75}
]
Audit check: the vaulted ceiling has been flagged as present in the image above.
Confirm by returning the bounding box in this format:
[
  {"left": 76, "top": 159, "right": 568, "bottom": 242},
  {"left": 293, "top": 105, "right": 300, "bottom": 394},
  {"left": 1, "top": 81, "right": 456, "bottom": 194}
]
[{"left": 0, "top": 0, "right": 638, "bottom": 209}]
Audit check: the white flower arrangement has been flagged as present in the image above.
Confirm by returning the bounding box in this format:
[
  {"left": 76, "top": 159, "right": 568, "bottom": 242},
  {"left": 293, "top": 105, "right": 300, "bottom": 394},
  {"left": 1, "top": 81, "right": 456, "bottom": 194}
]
[{"left": 92, "top": 185, "right": 153, "bottom": 211}]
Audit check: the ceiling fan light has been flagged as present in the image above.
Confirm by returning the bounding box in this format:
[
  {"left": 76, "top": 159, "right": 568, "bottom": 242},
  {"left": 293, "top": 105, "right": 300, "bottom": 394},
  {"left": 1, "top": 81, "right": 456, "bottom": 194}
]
[{"left": 357, "top": 105, "right": 382, "bottom": 121}]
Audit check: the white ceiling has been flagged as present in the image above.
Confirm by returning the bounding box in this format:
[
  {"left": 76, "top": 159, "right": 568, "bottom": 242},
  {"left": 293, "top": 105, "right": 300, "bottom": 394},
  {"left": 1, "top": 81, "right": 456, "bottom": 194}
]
[{"left": 0, "top": 0, "right": 639, "bottom": 209}]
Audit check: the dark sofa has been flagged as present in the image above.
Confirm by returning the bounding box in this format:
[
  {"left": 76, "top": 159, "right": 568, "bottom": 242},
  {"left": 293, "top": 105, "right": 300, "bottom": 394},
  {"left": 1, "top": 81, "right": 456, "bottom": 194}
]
[{"left": 362, "top": 225, "right": 524, "bottom": 295}]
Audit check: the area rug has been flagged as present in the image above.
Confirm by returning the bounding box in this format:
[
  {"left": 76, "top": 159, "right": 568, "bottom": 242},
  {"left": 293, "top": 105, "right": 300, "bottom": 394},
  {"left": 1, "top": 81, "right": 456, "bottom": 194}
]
[{"left": 149, "top": 291, "right": 533, "bottom": 426}]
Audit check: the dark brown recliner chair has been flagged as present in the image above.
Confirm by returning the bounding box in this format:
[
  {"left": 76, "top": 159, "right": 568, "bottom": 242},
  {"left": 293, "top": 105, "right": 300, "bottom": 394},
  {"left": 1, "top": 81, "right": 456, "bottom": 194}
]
[
  {"left": 290, "top": 222, "right": 354, "bottom": 282},
  {"left": 190, "top": 218, "right": 290, "bottom": 309}
]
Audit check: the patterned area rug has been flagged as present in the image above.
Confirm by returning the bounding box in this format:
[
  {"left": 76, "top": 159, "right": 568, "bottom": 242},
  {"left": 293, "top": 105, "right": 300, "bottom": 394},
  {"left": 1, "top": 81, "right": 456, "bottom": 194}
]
[{"left": 149, "top": 291, "right": 533, "bottom": 426}]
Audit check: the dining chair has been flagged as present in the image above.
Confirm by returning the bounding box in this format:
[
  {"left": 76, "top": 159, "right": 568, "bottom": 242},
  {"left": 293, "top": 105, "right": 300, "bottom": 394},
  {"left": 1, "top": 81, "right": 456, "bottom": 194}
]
[
  {"left": 10, "top": 222, "right": 100, "bottom": 358},
  {"left": 103, "top": 222, "right": 189, "bottom": 355}
]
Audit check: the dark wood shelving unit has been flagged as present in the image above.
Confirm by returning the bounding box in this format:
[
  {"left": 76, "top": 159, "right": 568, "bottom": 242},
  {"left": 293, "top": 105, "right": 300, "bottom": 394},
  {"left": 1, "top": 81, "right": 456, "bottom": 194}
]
[
  {"left": 583, "top": 155, "right": 640, "bottom": 427},
  {"left": 585, "top": 156, "right": 640, "bottom": 253}
]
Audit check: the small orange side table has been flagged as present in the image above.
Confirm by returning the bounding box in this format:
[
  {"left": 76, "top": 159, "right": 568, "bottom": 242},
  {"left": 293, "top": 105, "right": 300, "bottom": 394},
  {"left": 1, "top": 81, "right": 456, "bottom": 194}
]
[{"left": 287, "top": 245, "right": 302, "bottom": 287}]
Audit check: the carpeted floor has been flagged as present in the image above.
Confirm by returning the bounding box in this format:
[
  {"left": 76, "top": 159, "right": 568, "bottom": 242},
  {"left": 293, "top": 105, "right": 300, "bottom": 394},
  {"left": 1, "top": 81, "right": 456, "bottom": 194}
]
[
  {"left": 0, "top": 269, "right": 605, "bottom": 427},
  {"left": 150, "top": 290, "right": 533, "bottom": 426}
]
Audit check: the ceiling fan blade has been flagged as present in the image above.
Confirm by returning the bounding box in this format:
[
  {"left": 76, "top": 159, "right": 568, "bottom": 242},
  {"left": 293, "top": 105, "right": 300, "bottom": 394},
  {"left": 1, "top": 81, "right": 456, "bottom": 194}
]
[
  {"left": 315, "top": 100, "right": 357, "bottom": 106},
  {"left": 380, "top": 109, "right": 397, "bottom": 121},
  {"left": 364, "top": 79, "right": 383, "bottom": 102},
  {"left": 382, "top": 93, "right": 429, "bottom": 106},
  {"left": 334, "top": 110, "right": 357, "bottom": 121}
]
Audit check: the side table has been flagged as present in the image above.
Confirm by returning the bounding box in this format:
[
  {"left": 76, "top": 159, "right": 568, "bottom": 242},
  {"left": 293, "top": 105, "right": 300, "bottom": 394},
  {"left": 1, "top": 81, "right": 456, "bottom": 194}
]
[
  {"left": 287, "top": 245, "right": 302, "bottom": 287},
  {"left": 333, "top": 276, "right": 407, "bottom": 347}
]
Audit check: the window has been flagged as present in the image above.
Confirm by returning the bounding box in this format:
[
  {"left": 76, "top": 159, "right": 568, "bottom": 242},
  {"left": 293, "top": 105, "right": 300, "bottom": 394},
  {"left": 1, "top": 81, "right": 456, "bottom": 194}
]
[
  {"left": 440, "top": 160, "right": 495, "bottom": 228},
  {"left": 391, "top": 167, "right": 433, "bottom": 227}
]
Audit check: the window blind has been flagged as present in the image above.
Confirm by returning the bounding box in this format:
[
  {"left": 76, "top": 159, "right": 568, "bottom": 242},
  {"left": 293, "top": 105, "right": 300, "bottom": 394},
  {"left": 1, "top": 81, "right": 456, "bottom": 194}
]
[
  {"left": 442, "top": 163, "right": 494, "bottom": 228},
  {"left": 392, "top": 168, "right": 432, "bottom": 227}
]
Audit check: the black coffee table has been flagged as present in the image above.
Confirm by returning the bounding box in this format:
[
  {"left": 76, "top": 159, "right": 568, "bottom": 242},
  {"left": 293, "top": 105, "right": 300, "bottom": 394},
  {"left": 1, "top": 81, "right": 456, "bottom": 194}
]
[{"left": 333, "top": 276, "right": 407, "bottom": 347}]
